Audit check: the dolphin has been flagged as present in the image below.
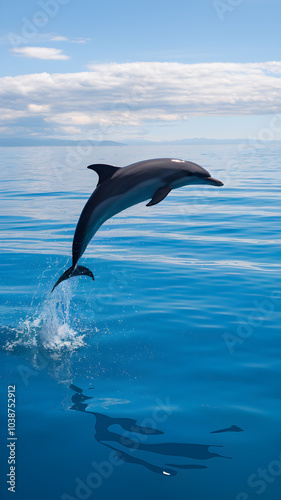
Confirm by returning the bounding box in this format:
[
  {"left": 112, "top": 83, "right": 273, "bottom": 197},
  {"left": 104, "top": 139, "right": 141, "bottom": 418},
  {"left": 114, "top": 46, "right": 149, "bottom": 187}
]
[{"left": 52, "top": 158, "right": 223, "bottom": 291}]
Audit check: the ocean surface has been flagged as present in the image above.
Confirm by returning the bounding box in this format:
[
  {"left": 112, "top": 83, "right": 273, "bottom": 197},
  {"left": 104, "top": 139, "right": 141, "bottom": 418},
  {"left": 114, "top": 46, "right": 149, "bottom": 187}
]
[{"left": 0, "top": 144, "right": 281, "bottom": 500}]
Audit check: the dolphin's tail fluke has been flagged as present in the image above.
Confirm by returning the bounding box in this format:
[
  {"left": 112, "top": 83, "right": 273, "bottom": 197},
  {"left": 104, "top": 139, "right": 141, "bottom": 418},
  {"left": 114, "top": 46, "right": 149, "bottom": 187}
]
[{"left": 52, "top": 265, "right": 94, "bottom": 292}]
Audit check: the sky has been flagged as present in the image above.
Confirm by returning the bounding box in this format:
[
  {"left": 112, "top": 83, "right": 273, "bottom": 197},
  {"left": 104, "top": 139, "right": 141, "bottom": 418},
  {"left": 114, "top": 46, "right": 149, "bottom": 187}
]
[{"left": 0, "top": 0, "right": 281, "bottom": 142}]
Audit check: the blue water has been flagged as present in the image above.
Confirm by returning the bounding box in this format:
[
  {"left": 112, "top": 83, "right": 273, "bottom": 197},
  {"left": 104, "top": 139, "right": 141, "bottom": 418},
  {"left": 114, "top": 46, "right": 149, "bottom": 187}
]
[{"left": 1, "top": 144, "right": 281, "bottom": 500}]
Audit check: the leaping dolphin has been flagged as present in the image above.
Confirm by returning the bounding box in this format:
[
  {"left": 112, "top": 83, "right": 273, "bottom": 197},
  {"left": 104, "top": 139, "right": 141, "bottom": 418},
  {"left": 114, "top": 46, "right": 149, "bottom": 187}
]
[{"left": 52, "top": 158, "right": 223, "bottom": 291}]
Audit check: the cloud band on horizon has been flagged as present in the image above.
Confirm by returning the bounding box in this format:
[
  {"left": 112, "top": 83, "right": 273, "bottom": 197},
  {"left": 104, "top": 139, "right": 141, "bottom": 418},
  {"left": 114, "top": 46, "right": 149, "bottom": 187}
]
[{"left": 0, "top": 61, "right": 281, "bottom": 138}]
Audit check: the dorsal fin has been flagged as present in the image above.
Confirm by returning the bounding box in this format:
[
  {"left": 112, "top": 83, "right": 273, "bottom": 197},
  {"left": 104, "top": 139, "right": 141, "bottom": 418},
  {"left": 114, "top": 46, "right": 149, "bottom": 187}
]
[{"left": 87, "top": 163, "right": 120, "bottom": 185}]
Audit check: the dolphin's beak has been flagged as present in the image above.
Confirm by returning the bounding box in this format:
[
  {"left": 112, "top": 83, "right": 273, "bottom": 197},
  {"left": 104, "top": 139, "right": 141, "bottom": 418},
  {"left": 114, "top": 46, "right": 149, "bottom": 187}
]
[{"left": 206, "top": 176, "right": 224, "bottom": 186}]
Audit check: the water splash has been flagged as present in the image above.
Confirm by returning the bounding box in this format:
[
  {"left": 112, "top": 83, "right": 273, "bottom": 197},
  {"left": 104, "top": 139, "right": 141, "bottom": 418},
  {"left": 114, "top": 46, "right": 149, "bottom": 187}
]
[
  {"left": 39, "top": 282, "right": 86, "bottom": 351},
  {"left": 4, "top": 281, "right": 86, "bottom": 353},
  {"left": 3, "top": 281, "right": 88, "bottom": 384}
]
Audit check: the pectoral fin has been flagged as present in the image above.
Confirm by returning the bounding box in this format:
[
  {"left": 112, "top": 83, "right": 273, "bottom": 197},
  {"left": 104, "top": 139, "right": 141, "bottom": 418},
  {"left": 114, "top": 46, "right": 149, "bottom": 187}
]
[{"left": 146, "top": 185, "right": 173, "bottom": 206}]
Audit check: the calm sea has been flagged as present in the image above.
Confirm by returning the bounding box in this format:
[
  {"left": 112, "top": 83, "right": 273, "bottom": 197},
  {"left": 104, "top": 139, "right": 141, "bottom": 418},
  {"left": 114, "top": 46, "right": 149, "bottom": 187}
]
[{"left": 0, "top": 144, "right": 281, "bottom": 500}]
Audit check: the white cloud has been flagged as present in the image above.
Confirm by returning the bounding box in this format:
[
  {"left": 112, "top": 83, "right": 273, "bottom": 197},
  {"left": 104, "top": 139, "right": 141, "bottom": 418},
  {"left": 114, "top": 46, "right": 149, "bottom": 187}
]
[
  {"left": 49, "top": 35, "right": 90, "bottom": 43},
  {"left": 0, "top": 108, "right": 27, "bottom": 121},
  {"left": 0, "top": 126, "right": 14, "bottom": 134},
  {"left": 45, "top": 111, "right": 95, "bottom": 125},
  {"left": 10, "top": 46, "right": 70, "bottom": 60},
  {"left": 0, "top": 61, "right": 281, "bottom": 137},
  {"left": 28, "top": 103, "right": 50, "bottom": 113},
  {"left": 49, "top": 35, "right": 69, "bottom": 42},
  {"left": 2, "top": 32, "right": 90, "bottom": 46},
  {"left": 71, "top": 38, "right": 90, "bottom": 44},
  {"left": 59, "top": 126, "right": 84, "bottom": 134}
]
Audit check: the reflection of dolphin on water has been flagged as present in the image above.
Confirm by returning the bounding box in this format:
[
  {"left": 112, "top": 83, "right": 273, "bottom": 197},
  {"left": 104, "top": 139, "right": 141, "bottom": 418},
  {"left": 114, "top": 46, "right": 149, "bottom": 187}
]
[
  {"left": 52, "top": 158, "right": 223, "bottom": 291},
  {"left": 211, "top": 425, "right": 243, "bottom": 434},
  {"left": 68, "top": 385, "right": 230, "bottom": 476}
]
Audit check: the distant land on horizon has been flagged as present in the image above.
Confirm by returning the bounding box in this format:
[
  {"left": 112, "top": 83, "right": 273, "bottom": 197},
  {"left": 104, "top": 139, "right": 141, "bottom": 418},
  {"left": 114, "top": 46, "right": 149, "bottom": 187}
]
[
  {"left": 0, "top": 137, "right": 279, "bottom": 147},
  {"left": 0, "top": 137, "right": 126, "bottom": 147}
]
